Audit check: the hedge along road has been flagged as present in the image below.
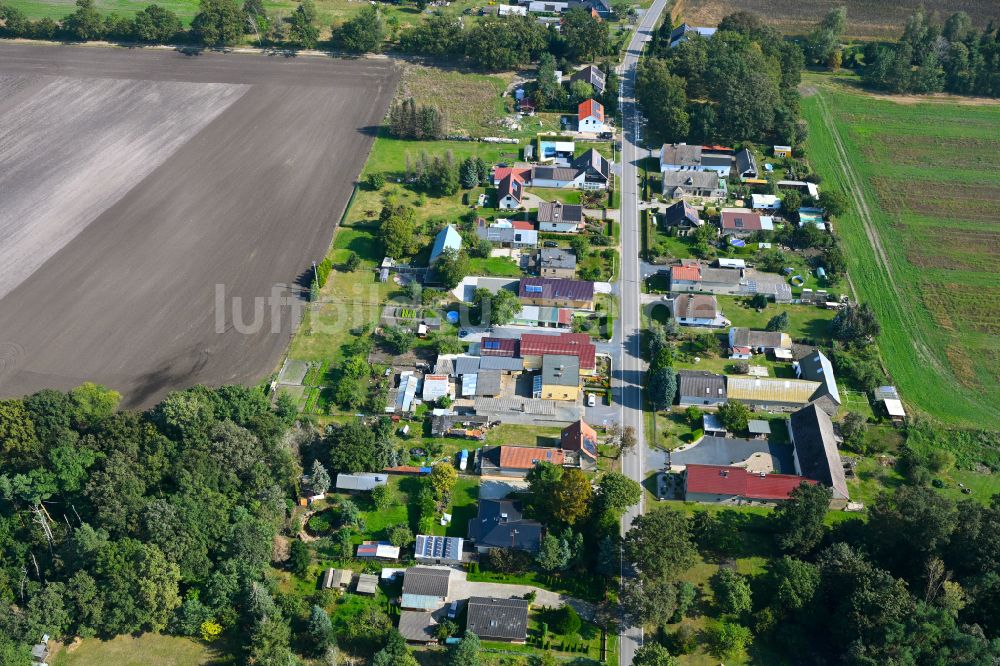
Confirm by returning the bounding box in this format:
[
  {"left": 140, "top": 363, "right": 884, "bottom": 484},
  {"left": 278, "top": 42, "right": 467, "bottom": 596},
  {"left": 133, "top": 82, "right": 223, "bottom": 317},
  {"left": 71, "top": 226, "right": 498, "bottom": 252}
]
[{"left": 0, "top": 43, "right": 399, "bottom": 408}]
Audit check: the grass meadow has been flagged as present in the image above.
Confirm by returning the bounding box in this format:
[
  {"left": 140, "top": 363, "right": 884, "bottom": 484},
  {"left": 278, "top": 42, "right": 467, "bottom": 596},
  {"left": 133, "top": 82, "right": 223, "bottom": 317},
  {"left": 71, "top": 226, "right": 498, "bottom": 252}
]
[
  {"left": 801, "top": 74, "right": 1000, "bottom": 427},
  {"left": 50, "top": 634, "right": 224, "bottom": 666}
]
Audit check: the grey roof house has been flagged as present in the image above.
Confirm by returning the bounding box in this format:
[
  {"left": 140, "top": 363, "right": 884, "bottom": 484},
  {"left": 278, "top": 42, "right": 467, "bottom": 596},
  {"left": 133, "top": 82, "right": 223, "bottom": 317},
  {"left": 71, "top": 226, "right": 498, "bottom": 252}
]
[
  {"left": 335, "top": 473, "right": 388, "bottom": 492},
  {"left": 569, "top": 64, "right": 606, "bottom": 94},
  {"left": 795, "top": 349, "right": 842, "bottom": 415},
  {"left": 678, "top": 370, "right": 726, "bottom": 407},
  {"left": 401, "top": 567, "right": 452, "bottom": 610},
  {"left": 466, "top": 597, "right": 530, "bottom": 643},
  {"left": 467, "top": 499, "right": 543, "bottom": 553}
]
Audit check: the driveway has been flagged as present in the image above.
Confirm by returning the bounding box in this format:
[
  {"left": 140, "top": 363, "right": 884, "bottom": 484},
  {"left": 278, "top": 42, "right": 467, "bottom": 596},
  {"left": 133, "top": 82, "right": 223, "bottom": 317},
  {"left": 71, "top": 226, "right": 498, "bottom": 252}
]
[
  {"left": 478, "top": 478, "right": 528, "bottom": 500},
  {"left": 449, "top": 568, "right": 596, "bottom": 620}
]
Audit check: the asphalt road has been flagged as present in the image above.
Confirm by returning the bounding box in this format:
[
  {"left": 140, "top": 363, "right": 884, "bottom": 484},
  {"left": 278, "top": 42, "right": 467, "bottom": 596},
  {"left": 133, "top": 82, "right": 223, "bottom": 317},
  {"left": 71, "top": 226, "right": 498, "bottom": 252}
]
[
  {"left": 0, "top": 43, "right": 398, "bottom": 408},
  {"left": 616, "top": 1, "right": 671, "bottom": 663}
]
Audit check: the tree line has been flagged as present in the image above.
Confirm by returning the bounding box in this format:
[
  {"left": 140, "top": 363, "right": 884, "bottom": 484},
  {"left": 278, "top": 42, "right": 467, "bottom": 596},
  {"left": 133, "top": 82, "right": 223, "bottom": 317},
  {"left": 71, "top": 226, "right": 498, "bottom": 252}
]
[
  {"left": 861, "top": 9, "right": 1000, "bottom": 97},
  {"left": 636, "top": 11, "right": 807, "bottom": 148},
  {"left": 624, "top": 482, "right": 1000, "bottom": 664},
  {"left": 0, "top": 383, "right": 320, "bottom": 664},
  {"left": 0, "top": 0, "right": 613, "bottom": 67}
]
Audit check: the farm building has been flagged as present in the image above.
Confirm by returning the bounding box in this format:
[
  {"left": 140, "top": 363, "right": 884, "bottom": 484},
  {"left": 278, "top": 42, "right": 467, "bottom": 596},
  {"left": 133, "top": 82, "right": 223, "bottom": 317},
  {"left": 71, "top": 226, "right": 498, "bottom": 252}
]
[
  {"left": 672, "top": 293, "right": 728, "bottom": 328},
  {"left": 466, "top": 597, "right": 530, "bottom": 643},
  {"left": 430, "top": 225, "right": 462, "bottom": 264},
  {"left": 794, "top": 350, "right": 842, "bottom": 415},
  {"left": 748, "top": 420, "right": 772, "bottom": 439},
  {"left": 773, "top": 145, "right": 792, "bottom": 158},
  {"left": 398, "top": 610, "right": 438, "bottom": 643},
  {"left": 788, "top": 403, "right": 850, "bottom": 508},
  {"left": 356, "top": 541, "right": 400, "bottom": 560},
  {"left": 677, "top": 370, "right": 727, "bottom": 407},
  {"left": 668, "top": 261, "right": 792, "bottom": 302},
  {"left": 421, "top": 375, "right": 451, "bottom": 402},
  {"left": 683, "top": 464, "right": 813, "bottom": 504},
  {"left": 322, "top": 568, "right": 352, "bottom": 590},
  {"left": 702, "top": 413, "right": 727, "bottom": 437},
  {"left": 356, "top": 573, "right": 379, "bottom": 595},
  {"left": 467, "top": 499, "right": 543, "bottom": 553},
  {"left": 729, "top": 328, "right": 792, "bottom": 356},
  {"left": 726, "top": 376, "right": 823, "bottom": 412},
  {"left": 414, "top": 535, "right": 465, "bottom": 564},
  {"left": 874, "top": 386, "right": 906, "bottom": 423},
  {"left": 336, "top": 473, "right": 388, "bottom": 492},
  {"left": 401, "top": 567, "right": 452, "bottom": 610},
  {"left": 750, "top": 194, "right": 782, "bottom": 211}
]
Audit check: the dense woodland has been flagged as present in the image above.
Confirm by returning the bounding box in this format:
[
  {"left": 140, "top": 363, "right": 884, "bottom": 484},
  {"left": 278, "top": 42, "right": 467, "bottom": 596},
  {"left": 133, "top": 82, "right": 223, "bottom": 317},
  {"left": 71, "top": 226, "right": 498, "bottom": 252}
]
[
  {"left": 0, "top": 384, "right": 311, "bottom": 664},
  {"left": 860, "top": 9, "right": 1000, "bottom": 97},
  {"left": 637, "top": 12, "right": 807, "bottom": 148},
  {"left": 626, "top": 483, "right": 1000, "bottom": 665}
]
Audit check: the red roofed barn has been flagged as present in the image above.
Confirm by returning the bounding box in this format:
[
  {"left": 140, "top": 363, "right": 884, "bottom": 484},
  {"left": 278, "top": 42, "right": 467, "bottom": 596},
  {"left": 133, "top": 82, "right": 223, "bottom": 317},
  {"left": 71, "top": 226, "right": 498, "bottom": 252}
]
[{"left": 683, "top": 464, "right": 814, "bottom": 504}]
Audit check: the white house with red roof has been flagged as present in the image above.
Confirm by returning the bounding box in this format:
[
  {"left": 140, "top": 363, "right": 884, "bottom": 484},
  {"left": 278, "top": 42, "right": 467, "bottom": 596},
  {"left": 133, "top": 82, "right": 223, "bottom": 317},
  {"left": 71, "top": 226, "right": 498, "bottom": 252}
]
[
  {"left": 577, "top": 99, "right": 607, "bottom": 133},
  {"left": 497, "top": 172, "right": 525, "bottom": 210},
  {"left": 683, "top": 464, "right": 814, "bottom": 504}
]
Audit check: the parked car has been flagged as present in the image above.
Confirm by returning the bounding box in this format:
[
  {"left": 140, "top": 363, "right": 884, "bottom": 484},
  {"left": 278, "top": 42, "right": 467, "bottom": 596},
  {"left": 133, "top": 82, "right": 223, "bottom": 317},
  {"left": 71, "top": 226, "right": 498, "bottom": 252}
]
[
  {"left": 458, "top": 329, "right": 469, "bottom": 338},
  {"left": 543, "top": 241, "right": 558, "bottom": 248},
  {"left": 587, "top": 393, "right": 597, "bottom": 407}
]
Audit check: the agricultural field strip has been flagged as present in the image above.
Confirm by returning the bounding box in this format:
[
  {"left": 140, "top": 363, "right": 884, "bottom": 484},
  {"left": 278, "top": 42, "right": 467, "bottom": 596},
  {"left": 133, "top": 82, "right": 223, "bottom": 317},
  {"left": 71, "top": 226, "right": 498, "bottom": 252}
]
[
  {"left": 803, "top": 82, "right": 1000, "bottom": 424},
  {"left": 0, "top": 73, "right": 248, "bottom": 300},
  {"left": 0, "top": 43, "right": 398, "bottom": 408}
]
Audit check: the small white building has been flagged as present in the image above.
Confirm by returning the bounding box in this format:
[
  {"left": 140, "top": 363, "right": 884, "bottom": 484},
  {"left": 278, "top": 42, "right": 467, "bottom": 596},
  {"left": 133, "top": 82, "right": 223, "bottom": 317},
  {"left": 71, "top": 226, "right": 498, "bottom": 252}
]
[{"left": 750, "top": 194, "right": 782, "bottom": 211}]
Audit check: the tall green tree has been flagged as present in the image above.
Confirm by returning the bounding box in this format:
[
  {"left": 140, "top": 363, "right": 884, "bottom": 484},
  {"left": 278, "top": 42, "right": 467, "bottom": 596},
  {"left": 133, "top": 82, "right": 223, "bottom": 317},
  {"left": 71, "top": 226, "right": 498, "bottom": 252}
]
[
  {"left": 131, "top": 4, "right": 181, "bottom": 42},
  {"left": 560, "top": 7, "right": 608, "bottom": 62},
  {"left": 772, "top": 482, "right": 832, "bottom": 555},
  {"left": 464, "top": 15, "right": 547, "bottom": 71},
  {"left": 62, "top": 0, "right": 104, "bottom": 40},
  {"left": 191, "top": 0, "right": 246, "bottom": 46},
  {"left": 338, "top": 4, "right": 383, "bottom": 53},
  {"left": 636, "top": 59, "right": 689, "bottom": 141},
  {"left": 624, "top": 506, "right": 696, "bottom": 580}
]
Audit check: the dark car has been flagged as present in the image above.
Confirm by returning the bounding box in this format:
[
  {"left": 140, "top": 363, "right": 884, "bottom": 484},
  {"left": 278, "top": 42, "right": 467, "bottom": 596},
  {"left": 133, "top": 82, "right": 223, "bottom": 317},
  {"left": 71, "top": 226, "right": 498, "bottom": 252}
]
[
  {"left": 543, "top": 241, "right": 558, "bottom": 248},
  {"left": 458, "top": 329, "right": 469, "bottom": 338}
]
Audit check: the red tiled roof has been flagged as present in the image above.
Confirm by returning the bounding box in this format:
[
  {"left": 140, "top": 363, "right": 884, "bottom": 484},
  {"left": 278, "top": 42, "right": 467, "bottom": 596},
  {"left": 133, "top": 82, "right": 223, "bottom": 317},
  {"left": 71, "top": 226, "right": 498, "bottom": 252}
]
[
  {"left": 561, "top": 420, "right": 598, "bottom": 459},
  {"left": 721, "top": 210, "right": 763, "bottom": 231},
  {"left": 671, "top": 265, "right": 702, "bottom": 281},
  {"left": 480, "top": 337, "right": 518, "bottom": 357},
  {"left": 511, "top": 220, "right": 535, "bottom": 230},
  {"left": 578, "top": 99, "right": 604, "bottom": 123},
  {"left": 685, "top": 465, "right": 814, "bottom": 500},
  {"left": 499, "top": 173, "right": 524, "bottom": 203},
  {"left": 557, "top": 308, "right": 572, "bottom": 326},
  {"left": 499, "top": 446, "right": 565, "bottom": 469},
  {"left": 520, "top": 332, "right": 596, "bottom": 370},
  {"left": 493, "top": 166, "right": 532, "bottom": 184}
]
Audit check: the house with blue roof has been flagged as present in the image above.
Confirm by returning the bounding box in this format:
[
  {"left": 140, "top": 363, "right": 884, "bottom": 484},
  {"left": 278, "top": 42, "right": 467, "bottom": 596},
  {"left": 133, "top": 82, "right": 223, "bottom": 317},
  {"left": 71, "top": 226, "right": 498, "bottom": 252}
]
[{"left": 430, "top": 224, "right": 463, "bottom": 264}]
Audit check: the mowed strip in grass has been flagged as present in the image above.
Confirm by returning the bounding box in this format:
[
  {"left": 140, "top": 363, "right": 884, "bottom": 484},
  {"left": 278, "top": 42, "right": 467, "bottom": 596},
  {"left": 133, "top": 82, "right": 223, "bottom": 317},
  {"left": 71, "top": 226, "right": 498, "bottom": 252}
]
[{"left": 802, "top": 75, "right": 1000, "bottom": 426}]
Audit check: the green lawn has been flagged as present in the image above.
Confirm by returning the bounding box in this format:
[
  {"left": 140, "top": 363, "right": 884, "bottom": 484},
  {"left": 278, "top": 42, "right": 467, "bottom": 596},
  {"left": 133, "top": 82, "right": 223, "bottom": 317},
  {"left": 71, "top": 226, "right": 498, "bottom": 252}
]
[
  {"left": 467, "top": 256, "right": 522, "bottom": 277},
  {"left": 719, "top": 296, "right": 837, "bottom": 344},
  {"left": 802, "top": 73, "right": 1000, "bottom": 426},
  {"left": 51, "top": 634, "right": 224, "bottom": 666}
]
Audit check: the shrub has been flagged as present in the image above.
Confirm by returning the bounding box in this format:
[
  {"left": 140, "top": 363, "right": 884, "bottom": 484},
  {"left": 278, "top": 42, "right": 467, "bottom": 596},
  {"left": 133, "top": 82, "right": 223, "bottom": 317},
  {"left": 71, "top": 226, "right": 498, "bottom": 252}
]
[
  {"left": 367, "top": 172, "right": 386, "bottom": 190},
  {"left": 552, "top": 604, "right": 582, "bottom": 635}
]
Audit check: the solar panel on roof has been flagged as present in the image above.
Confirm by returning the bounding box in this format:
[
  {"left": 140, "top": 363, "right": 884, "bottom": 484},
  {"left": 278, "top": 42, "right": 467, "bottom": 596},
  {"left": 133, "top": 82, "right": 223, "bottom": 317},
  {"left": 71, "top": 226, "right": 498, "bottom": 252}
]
[
  {"left": 525, "top": 285, "right": 543, "bottom": 293},
  {"left": 485, "top": 340, "right": 500, "bottom": 350}
]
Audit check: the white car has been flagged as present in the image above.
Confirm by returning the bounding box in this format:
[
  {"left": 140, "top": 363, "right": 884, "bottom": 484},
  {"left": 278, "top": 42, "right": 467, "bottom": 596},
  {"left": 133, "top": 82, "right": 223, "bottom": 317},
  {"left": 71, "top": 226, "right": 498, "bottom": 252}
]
[{"left": 587, "top": 393, "right": 597, "bottom": 407}]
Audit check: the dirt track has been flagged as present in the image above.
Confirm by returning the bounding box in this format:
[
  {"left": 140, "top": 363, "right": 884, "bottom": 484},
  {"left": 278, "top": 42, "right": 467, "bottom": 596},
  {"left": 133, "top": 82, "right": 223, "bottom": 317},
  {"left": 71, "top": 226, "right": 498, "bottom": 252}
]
[{"left": 0, "top": 43, "right": 399, "bottom": 408}]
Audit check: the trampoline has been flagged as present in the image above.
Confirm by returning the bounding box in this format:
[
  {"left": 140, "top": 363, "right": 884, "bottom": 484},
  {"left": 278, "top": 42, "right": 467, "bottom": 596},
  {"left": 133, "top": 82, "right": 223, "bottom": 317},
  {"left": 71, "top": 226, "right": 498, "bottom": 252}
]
[
  {"left": 790, "top": 275, "right": 805, "bottom": 286},
  {"left": 446, "top": 310, "right": 460, "bottom": 324},
  {"left": 729, "top": 238, "right": 746, "bottom": 247}
]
